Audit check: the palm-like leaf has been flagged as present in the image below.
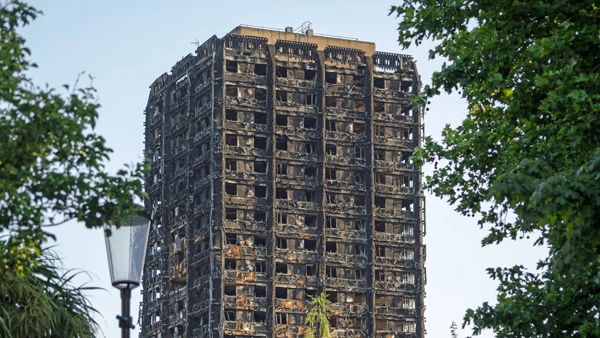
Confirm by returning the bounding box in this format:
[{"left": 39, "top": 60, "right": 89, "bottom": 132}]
[{"left": 0, "top": 244, "right": 103, "bottom": 338}]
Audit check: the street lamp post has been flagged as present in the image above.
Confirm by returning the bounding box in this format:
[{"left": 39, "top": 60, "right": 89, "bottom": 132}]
[{"left": 104, "top": 209, "right": 151, "bottom": 338}]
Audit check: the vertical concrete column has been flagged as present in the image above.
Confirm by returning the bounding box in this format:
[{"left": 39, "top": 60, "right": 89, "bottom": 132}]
[
  {"left": 364, "top": 56, "right": 376, "bottom": 338},
  {"left": 265, "top": 44, "right": 277, "bottom": 338},
  {"left": 316, "top": 51, "right": 327, "bottom": 293}
]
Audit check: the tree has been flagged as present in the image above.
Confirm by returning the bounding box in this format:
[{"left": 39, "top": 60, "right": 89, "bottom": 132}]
[
  {"left": 391, "top": 0, "right": 600, "bottom": 337},
  {"left": 305, "top": 292, "right": 332, "bottom": 338},
  {"left": 0, "top": 0, "right": 145, "bottom": 274},
  {"left": 450, "top": 321, "right": 458, "bottom": 338},
  {"left": 0, "top": 244, "right": 101, "bottom": 338}
]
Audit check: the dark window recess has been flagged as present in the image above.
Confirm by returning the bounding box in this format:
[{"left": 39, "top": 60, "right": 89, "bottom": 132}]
[
  {"left": 305, "top": 215, "right": 317, "bottom": 227},
  {"left": 325, "top": 72, "right": 337, "bottom": 84},
  {"left": 307, "top": 265, "right": 316, "bottom": 276},
  {"left": 276, "top": 114, "right": 287, "bottom": 126},
  {"left": 277, "top": 237, "right": 288, "bottom": 249},
  {"left": 254, "top": 160, "right": 267, "bottom": 173},
  {"left": 255, "top": 185, "right": 267, "bottom": 198},
  {"left": 353, "top": 122, "right": 365, "bottom": 134},
  {"left": 225, "top": 134, "right": 237, "bottom": 146},
  {"left": 226, "top": 85, "right": 237, "bottom": 97},
  {"left": 375, "top": 220, "right": 386, "bottom": 232},
  {"left": 354, "top": 99, "right": 365, "bottom": 111},
  {"left": 306, "top": 288, "right": 317, "bottom": 299},
  {"left": 277, "top": 163, "right": 287, "bottom": 175},
  {"left": 255, "top": 261, "right": 266, "bottom": 272},
  {"left": 326, "top": 144, "right": 337, "bottom": 155},
  {"left": 304, "top": 143, "right": 315, "bottom": 154},
  {"left": 254, "top": 211, "right": 266, "bottom": 222},
  {"left": 326, "top": 241, "right": 337, "bottom": 253},
  {"left": 225, "top": 259, "right": 236, "bottom": 270},
  {"left": 305, "top": 166, "right": 317, "bottom": 178},
  {"left": 225, "top": 208, "right": 237, "bottom": 220},
  {"left": 375, "top": 149, "right": 386, "bottom": 160},
  {"left": 305, "top": 191, "right": 316, "bottom": 202},
  {"left": 225, "top": 183, "right": 236, "bottom": 195},
  {"left": 225, "top": 158, "right": 236, "bottom": 170},
  {"left": 276, "top": 313, "right": 287, "bottom": 324},
  {"left": 276, "top": 138, "right": 288, "bottom": 150},
  {"left": 327, "top": 291, "right": 338, "bottom": 303},
  {"left": 226, "top": 60, "right": 237, "bottom": 73},
  {"left": 305, "top": 69, "right": 317, "bottom": 81},
  {"left": 224, "top": 284, "right": 236, "bottom": 296},
  {"left": 306, "top": 94, "right": 316, "bottom": 105},
  {"left": 304, "top": 117, "right": 317, "bottom": 129},
  {"left": 376, "top": 245, "right": 386, "bottom": 256},
  {"left": 255, "top": 286, "right": 266, "bottom": 298},
  {"left": 226, "top": 233, "right": 237, "bottom": 245},
  {"left": 254, "top": 112, "right": 267, "bottom": 124},
  {"left": 276, "top": 91, "right": 288, "bottom": 102},
  {"left": 276, "top": 262, "right": 288, "bottom": 273},
  {"left": 325, "top": 96, "right": 337, "bottom": 107},
  {"left": 326, "top": 120, "right": 337, "bottom": 131},
  {"left": 326, "top": 168, "right": 337, "bottom": 180},
  {"left": 254, "top": 136, "right": 267, "bottom": 149},
  {"left": 255, "top": 311, "right": 266, "bottom": 323},
  {"left": 354, "top": 195, "right": 366, "bottom": 206},
  {"left": 225, "top": 109, "right": 237, "bottom": 121},
  {"left": 255, "top": 88, "right": 267, "bottom": 100},
  {"left": 276, "top": 66, "right": 288, "bottom": 78},
  {"left": 355, "top": 147, "right": 366, "bottom": 159},
  {"left": 224, "top": 311, "right": 236, "bottom": 321},
  {"left": 276, "top": 188, "right": 287, "bottom": 199},
  {"left": 254, "top": 236, "right": 267, "bottom": 247},
  {"left": 304, "top": 239, "right": 317, "bottom": 251},
  {"left": 374, "top": 77, "right": 385, "bottom": 88},
  {"left": 254, "top": 64, "right": 267, "bottom": 76},
  {"left": 327, "top": 266, "right": 337, "bottom": 278},
  {"left": 375, "top": 197, "right": 386, "bottom": 208},
  {"left": 376, "top": 270, "right": 385, "bottom": 281},
  {"left": 374, "top": 102, "right": 385, "bottom": 113},
  {"left": 275, "top": 287, "right": 287, "bottom": 299},
  {"left": 326, "top": 217, "right": 337, "bottom": 229}
]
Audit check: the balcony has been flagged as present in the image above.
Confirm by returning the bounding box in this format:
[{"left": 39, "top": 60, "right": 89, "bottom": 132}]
[
  {"left": 168, "top": 262, "right": 187, "bottom": 282},
  {"left": 275, "top": 150, "right": 319, "bottom": 162},
  {"left": 225, "top": 120, "right": 269, "bottom": 133},
  {"left": 275, "top": 200, "right": 319, "bottom": 211},
  {"left": 169, "top": 237, "right": 187, "bottom": 256},
  {"left": 274, "top": 299, "right": 308, "bottom": 312},
  {"left": 223, "top": 321, "right": 267, "bottom": 335},
  {"left": 325, "top": 131, "right": 367, "bottom": 143},
  {"left": 223, "top": 219, "right": 268, "bottom": 232},
  {"left": 325, "top": 154, "right": 367, "bottom": 167},
  {"left": 274, "top": 273, "right": 318, "bottom": 287},
  {"left": 374, "top": 208, "right": 418, "bottom": 220},
  {"left": 223, "top": 295, "right": 268, "bottom": 311},
  {"left": 223, "top": 244, "right": 267, "bottom": 259},
  {"left": 225, "top": 96, "right": 267, "bottom": 109},
  {"left": 223, "top": 270, "right": 268, "bottom": 283},
  {"left": 325, "top": 253, "right": 368, "bottom": 267}
]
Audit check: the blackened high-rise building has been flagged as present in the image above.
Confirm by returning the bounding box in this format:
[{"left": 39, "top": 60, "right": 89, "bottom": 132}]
[{"left": 141, "top": 25, "right": 425, "bottom": 338}]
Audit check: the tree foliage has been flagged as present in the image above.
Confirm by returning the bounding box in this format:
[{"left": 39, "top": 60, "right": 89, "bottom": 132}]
[
  {"left": 0, "top": 0, "right": 145, "bottom": 274},
  {"left": 305, "top": 292, "right": 332, "bottom": 338},
  {"left": 0, "top": 244, "right": 101, "bottom": 338},
  {"left": 392, "top": 0, "right": 600, "bottom": 336}
]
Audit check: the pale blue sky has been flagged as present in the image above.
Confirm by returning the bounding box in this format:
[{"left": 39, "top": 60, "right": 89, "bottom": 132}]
[{"left": 20, "top": 1, "right": 545, "bottom": 337}]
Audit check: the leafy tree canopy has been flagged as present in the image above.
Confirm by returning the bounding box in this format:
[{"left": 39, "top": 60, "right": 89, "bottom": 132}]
[
  {"left": 392, "top": 0, "right": 600, "bottom": 336},
  {"left": 305, "top": 292, "right": 332, "bottom": 338},
  {"left": 0, "top": 244, "right": 101, "bottom": 338},
  {"left": 0, "top": 0, "right": 145, "bottom": 274}
]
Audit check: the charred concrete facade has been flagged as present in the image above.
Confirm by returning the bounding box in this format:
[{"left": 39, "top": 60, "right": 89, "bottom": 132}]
[{"left": 141, "top": 25, "right": 425, "bottom": 338}]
